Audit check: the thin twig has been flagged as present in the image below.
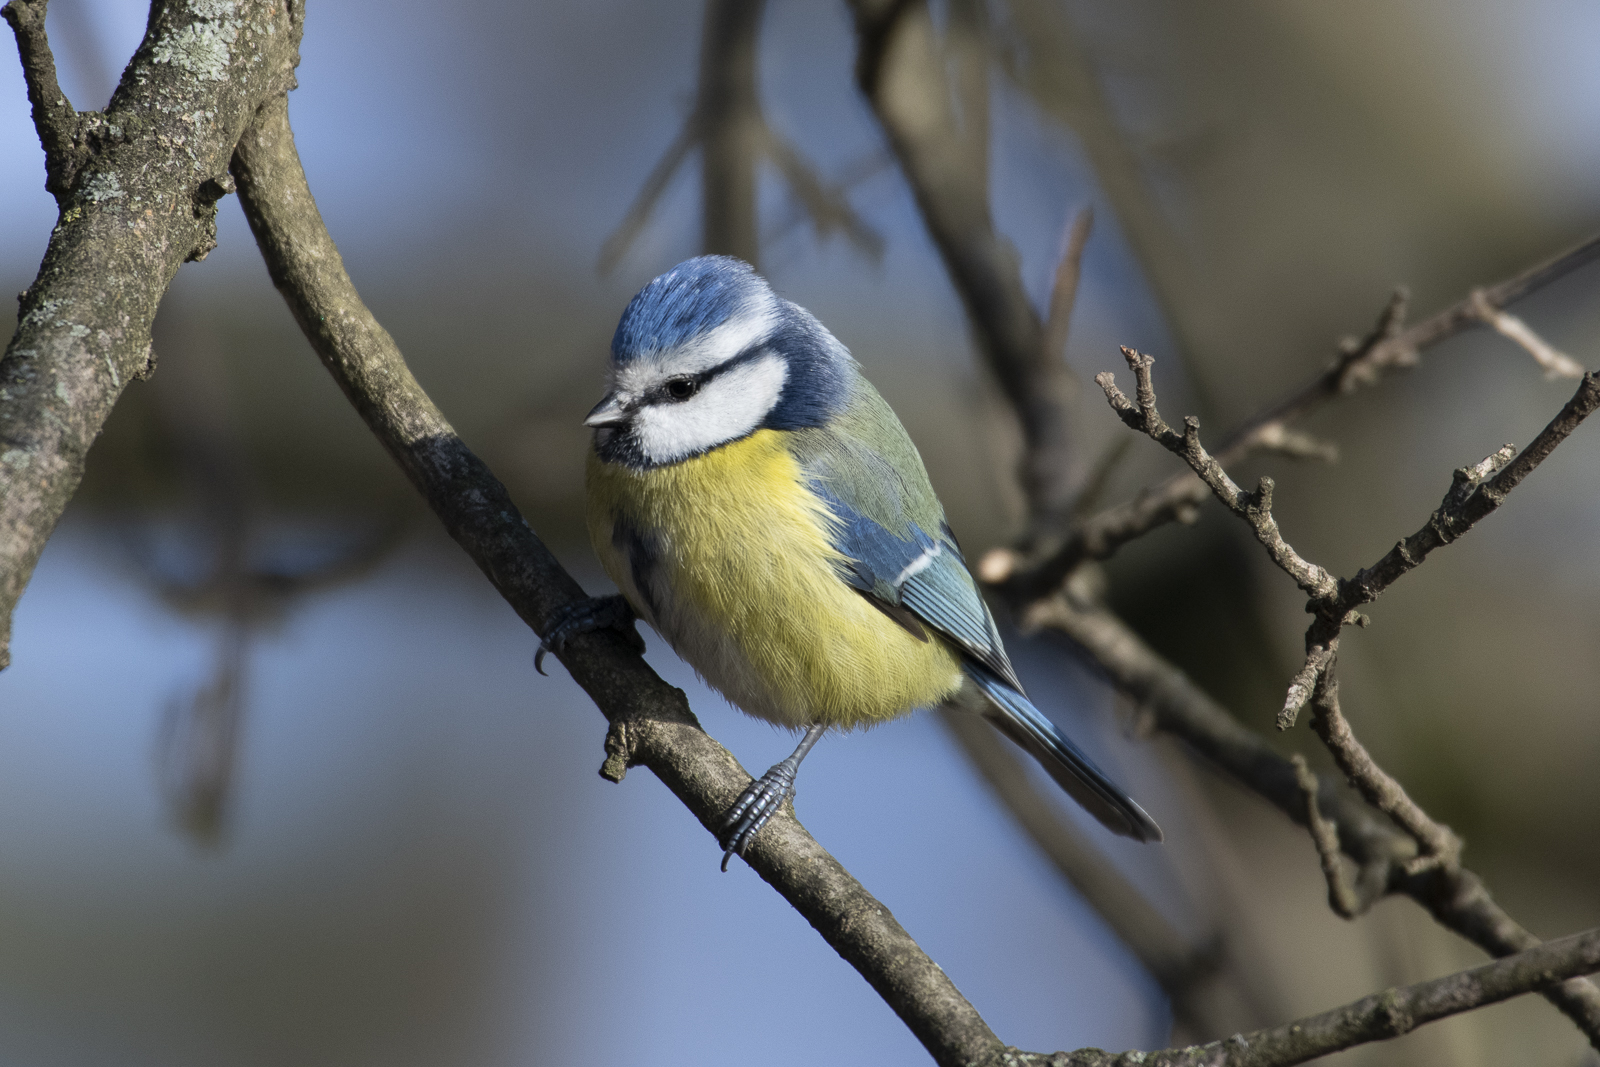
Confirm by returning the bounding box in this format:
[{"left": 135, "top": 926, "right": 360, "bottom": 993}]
[
  {"left": 600, "top": 0, "right": 879, "bottom": 273},
  {"left": 991, "top": 0, "right": 1221, "bottom": 421},
  {"left": 1043, "top": 207, "right": 1093, "bottom": 365},
  {"left": 1338, "top": 371, "right": 1600, "bottom": 615},
  {"left": 1289, "top": 755, "right": 1368, "bottom": 919},
  {"left": 1095, "top": 348, "right": 1338, "bottom": 601},
  {"left": 762, "top": 128, "right": 884, "bottom": 258},
  {"left": 763, "top": 149, "right": 890, "bottom": 248},
  {"left": 1274, "top": 371, "right": 1600, "bottom": 728},
  {"left": 1469, "top": 289, "right": 1587, "bottom": 380},
  {"left": 2, "top": 0, "right": 84, "bottom": 203},
  {"left": 1086, "top": 351, "right": 1600, "bottom": 1037},
  {"left": 597, "top": 120, "right": 699, "bottom": 275},
  {"left": 1005, "top": 229, "right": 1600, "bottom": 593},
  {"left": 1096, "top": 352, "right": 1600, "bottom": 736},
  {"left": 847, "top": 0, "right": 1600, "bottom": 1045},
  {"left": 846, "top": 0, "right": 1077, "bottom": 524},
  {"left": 1308, "top": 668, "right": 1459, "bottom": 874}
]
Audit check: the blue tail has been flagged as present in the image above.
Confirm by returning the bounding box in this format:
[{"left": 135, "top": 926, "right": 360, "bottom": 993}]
[{"left": 964, "top": 664, "right": 1163, "bottom": 842}]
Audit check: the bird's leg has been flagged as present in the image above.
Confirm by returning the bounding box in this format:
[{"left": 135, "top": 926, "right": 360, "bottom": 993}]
[
  {"left": 718, "top": 723, "right": 827, "bottom": 871},
  {"left": 534, "top": 594, "right": 641, "bottom": 675}
]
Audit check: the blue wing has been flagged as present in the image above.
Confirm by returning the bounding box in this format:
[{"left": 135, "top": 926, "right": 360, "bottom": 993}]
[
  {"left": 795, "top": 409, "right": 1163, "bottom": 842},
  {"left": 810, "top": 481, "right": 1021, "bottom": 689},
  {"left": 811, "top": 479, "right": 1162, "bottom": 841}
]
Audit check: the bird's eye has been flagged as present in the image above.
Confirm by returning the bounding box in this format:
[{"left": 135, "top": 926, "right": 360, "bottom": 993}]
[{"left": 665, "top": 378, "right": 698, "bottom": 401}]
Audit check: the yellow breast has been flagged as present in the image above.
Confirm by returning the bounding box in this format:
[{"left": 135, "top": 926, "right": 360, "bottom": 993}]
[{"left": 586, "top": 430, "right": 964, "bottom": 729}]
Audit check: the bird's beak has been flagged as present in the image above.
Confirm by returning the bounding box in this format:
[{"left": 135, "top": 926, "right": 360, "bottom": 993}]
[{"left": 584, "top": 393, "right": 631, "bottom": 428}]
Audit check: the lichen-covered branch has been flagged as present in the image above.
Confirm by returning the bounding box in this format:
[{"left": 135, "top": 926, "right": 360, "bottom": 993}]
[
  {"left": 1042, "top": 925, "right": 1600, "bottom": 1067},
  {"left": 1, "top": 0, "right": 303, "bottom": 671},
  {"left": 228, "top": 93, "right": 1004, "bottom": 1067}
]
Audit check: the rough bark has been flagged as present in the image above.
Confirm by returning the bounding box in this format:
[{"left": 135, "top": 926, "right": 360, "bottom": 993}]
[{"left": 0, "top": 0, "right": 302, "bottom": 668}]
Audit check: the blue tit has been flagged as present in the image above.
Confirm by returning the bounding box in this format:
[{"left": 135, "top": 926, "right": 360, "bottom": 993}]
[{"left": 555, "top": 255, "right": 1162, "bottom": 868}]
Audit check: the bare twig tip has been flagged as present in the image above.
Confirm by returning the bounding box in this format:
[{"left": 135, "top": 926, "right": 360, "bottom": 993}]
[{"left": 1471, "top": 288, "right": 1589, "bottom": 380}]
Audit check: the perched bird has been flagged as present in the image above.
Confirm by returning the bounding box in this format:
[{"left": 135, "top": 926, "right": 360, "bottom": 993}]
[{"left": 543, "top": 256, "right": 1161, "bottom": 868}]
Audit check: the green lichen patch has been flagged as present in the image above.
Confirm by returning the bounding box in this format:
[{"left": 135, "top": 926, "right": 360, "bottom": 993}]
[{"left": 151, "top": 19, "right": 242, "bottom": 82}]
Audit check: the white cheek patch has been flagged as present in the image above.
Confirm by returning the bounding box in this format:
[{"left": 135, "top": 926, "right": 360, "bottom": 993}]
[
  {"left": 612, "top": 295, "right": 779, "bottom": 396},
  {"left": 634, "top": 354, "right": 789, "bottom": 464}
]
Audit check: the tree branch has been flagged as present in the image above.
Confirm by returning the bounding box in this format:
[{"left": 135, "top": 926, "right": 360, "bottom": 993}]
[
  {"left": 1337, "top": 370, "right": 1600, "bottom": 615},
  {"left": 228, "top": 93, "right": 1007, "bottom": 1067},
  {"left": 1469, "top": 288, "right": 1587, "bottom": 380},
  {"left": 1043, "top": 207, "right": 1092, "bottom": 371},
  {"left": 1088, "top": 352, "right": 1600, "bottom": 1039},
  {"left": 599, "top": 0, "right": 879, "bottom": 273},
  {"left": 1023, "top": 581, "right": 1600, "bottom": 1043},
  {"left": 1005, "top": 228, "right": 1600, "bottom": 597},
  {"left": 762, "top": 126, "right": 884, "bottom": 259},
  {"left": 1, "top": 0, "right": 303, "bottom": 671},
  {"left": 845, "top": 0, "right": 1078, "bottom": 526},
  {"left": 2, "top": 0, "right": 83, "bottom": 202},
  {"left": 1044, "top": 925, "right": 1600, "bottom": 1067},
  {"left": 1095, "top": 350, "right": 1600, "bottom": 736},
  {"left": 1289, "top": 754, "right": 1372, "bottom": 919},
  {"left": 1307, "top": 668, "right": 1459, "bottom": 875},
  {"left": 1095, "top": 347, "right": 1339, "bottom": 602},
  {"left": 696, "top": 0, "right": 764, "bottom": 262}
]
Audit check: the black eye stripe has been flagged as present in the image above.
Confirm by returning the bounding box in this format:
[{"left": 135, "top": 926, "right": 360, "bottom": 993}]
[{"left": 649, "top": 345, "right": 773, "bottom": 403}]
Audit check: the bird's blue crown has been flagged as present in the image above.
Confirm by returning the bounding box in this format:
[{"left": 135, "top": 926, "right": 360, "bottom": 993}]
[
  {"left": 611, "top": 256, "right": 768, "bottom": 364},
  {"left": 610, "top": 256, "right": 854, "bottom": 433}
]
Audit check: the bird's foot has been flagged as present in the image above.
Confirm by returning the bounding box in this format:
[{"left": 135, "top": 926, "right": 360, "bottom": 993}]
[
  {"left": 534, "top": 594, "right": 640, "bottom": 675},
  {"left": 717, "top": 758, "right": 799, "bottom": 872}
]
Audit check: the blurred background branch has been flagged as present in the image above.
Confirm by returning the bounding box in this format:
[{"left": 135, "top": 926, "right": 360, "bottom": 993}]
[{"left": 600, "top": 0, "right": 880, "bottom": 273}]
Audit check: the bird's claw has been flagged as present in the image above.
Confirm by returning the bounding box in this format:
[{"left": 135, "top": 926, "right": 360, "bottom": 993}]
[
  {"left": 717, "top": 761, "right": 798, "bottom": 871},
  {"left": 535, "top": 594, "right": 639, "bottom": 676}
]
